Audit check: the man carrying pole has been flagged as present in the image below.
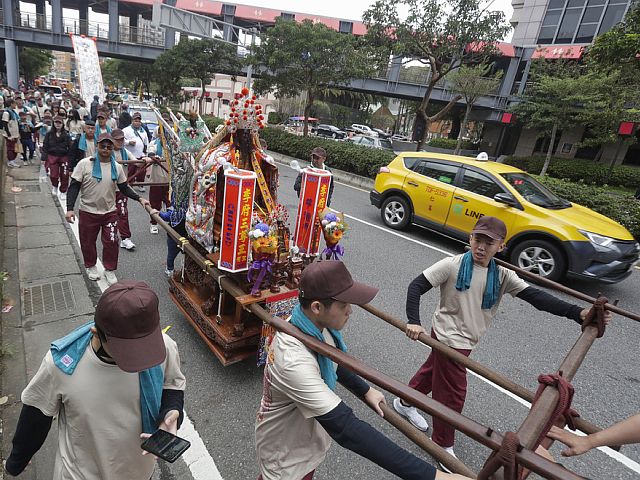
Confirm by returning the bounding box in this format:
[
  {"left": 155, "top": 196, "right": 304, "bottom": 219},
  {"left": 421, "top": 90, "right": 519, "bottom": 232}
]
[
  {"left": 393, "top": 216, "right": 611, "bottom": 471},
  {"left": 255, "top": 260, "right": 471, "bottom": 480}
]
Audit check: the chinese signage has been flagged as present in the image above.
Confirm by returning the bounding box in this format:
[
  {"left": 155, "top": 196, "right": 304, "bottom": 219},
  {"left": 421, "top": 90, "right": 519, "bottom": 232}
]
[
  {"left": 70, "top": 35, "right": 105, "bottom": 107},
  {"left": 293, "top": 168, "right": 332, "bottom": 254},
  {"left": 218, "top": 169, "right": 257, "bottom": 273}
]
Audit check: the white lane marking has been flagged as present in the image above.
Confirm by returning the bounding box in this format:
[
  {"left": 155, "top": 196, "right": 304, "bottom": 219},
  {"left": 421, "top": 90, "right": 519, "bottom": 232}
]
[
  {"left": 334, "top": 180, "right": 370, "bottom": 193},
  {"left": 61, "top": 193, "right": 222, "bottom": 480}
]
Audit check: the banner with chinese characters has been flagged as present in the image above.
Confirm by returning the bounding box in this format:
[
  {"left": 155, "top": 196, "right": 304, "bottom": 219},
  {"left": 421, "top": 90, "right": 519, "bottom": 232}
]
[
  {"left": 218, "top": 169, "right": 257, "bottom": 273},
  {"left": 293, "top": 168, "right": 332, "bottom": 255},
  {"left": 70, "top": 34, "right": 105, "bottom": 107}
]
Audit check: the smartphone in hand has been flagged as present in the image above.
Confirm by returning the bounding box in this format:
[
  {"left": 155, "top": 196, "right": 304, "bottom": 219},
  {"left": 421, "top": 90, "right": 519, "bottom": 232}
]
[{"left": 140, "top": 429, "right": 191, "bottom": 463}]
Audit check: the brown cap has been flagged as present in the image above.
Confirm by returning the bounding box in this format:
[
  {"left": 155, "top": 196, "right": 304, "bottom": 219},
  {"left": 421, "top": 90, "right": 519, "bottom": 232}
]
[
  {"left": 94, "top": 280, "right": 166, "bottom": 373},
  {"left": 96, "top": 132, "right": 113, "bottom": 144},
  {"left": 53, "top": 115, "right": 64, "bottom": 122},
  {"left": 471, "top": 216, "right": 507, "bottom": 241},
  {"left": 311, "top": 147, "right": 326, "bottom": 158},
  {"left": 96, "top": 111, "right": 106, "bottom": 119},
  {"left": 132, "top": 111, "right": 142, "bottom": 120},
  {"left": 111, "top": 128, "right": 125, "bottom": 140},
  {"left": 299, "top": 260, "right": 378, "bottom": 305}
]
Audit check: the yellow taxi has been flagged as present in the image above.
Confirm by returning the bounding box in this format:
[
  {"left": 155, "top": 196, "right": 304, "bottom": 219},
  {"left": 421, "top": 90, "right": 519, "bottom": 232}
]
[{"left": 370, "top": 152, "right": 640, "bottom": 283}]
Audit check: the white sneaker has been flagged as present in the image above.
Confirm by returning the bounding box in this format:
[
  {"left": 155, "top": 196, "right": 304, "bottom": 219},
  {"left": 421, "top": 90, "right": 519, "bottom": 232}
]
[
  {"left": 165, "top": 269, "right": 174, "bottom": 278},
  {"left": 438, "top": 447, "right": 457, "bottom": 473},
  {"left": 136, "top": 186, "right": 146, "bottom": 192},
  {"left": 120, "top": 238, "right": 136, "bottom": 250},
  {"left": 51, "top": 186, "right": 58, "bottom": 196},
  {"left": 8, "top": 160, "right": 19, "bottom": 168},
  {"left": 86, "top": 266, "right": 101, "bottom": 281},
  {"left": 393, "top": 397, "right": 429, "bottom": 432},
  {"left": 23, "top": 159, "right": 29, "bottom": 166},
  {"left": 59, "top": 192, "right": 67, "bottom": 202},
  {"left": 104, "top": 270, "right": 118, "bottom": 285},
  {"left": 150, "top": 225, "right": 159, "bottom": 234}
]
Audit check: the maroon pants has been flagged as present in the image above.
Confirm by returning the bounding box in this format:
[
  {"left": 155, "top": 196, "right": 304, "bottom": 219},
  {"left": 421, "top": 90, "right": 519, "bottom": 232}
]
[
  {"left": 115, "top": 191, "right": 131, "bottom": 239},
  {"left": 149, "top": 185, "right": 169, "bottom": 225},
  {"left": 46, "top": 154, "right": 69, "bottom": 192},
  {"left": 130, "top": 163, "right": 146, "bottom": 184},
  {"left": 78, "top": 210, "right": 119, "bottom": 271},
  {"left": 7, "top": 139, "right": 17, "bottom": 161},
  {"left": 258, "top": 471, "right": 314, "bottom": 480},
  {"left": 408, "top": 329, "right": 471, "bottom": 448}
]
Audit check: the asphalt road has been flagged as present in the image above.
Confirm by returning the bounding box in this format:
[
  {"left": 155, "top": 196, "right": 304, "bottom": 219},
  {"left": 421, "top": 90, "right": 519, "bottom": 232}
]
[{"left": 117, "top": 162, "right": 640, "bottom": 480}]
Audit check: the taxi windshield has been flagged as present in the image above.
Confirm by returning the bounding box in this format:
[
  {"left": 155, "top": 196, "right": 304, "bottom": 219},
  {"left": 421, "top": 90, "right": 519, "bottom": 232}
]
[{"left": 501, "top": 172, "right": 571, "bottom": 209}]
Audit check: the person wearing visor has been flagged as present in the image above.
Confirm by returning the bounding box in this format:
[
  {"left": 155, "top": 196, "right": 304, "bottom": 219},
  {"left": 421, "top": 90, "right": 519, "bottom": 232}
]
[
  {"left": 393, "top": 216, "right": 611, "bottom": 471},
  {"left": 65, "top": 133, "right": 150, "bottom": 285},
  {"left": 255, "top": 260, "right": 470, "bottom": 480},
  {"left": 4, "top": 280, "right": 186, "bottom": 479},
  {"left": 293, "top": 146, "right": 334, "bottom": 207}
]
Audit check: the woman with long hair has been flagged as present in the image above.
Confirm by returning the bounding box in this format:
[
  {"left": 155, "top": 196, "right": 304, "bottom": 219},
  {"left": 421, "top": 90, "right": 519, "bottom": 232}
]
[
  {"left": 42, "top": 115, "right": 72, "bottom": 199},
  {"left": 66, "top": 109, "right": 84, "bottom": 138}
]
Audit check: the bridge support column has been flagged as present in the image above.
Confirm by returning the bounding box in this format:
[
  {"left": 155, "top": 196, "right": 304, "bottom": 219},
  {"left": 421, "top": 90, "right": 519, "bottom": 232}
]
[
  {"left": 51, "top": 0, "right": 62, "bottom": 35},
  {"left": 108, "top": 0, "right": 119, "bottom": 43},
  {"left": 78, "top": 2, "right": 89, "bottom": 35},
  {"left": 498, "top": 56, "right": 520, "bottom": 97},
  {"left": 222, "top": 4, "right": 237, "bottom": 43},
  {"left": 35, "top": 0, "right": 46, "bottom": 29},
  {"left": 163, "top": 0, "right": 176, "bottom": 49},
  {"left": 5, "top": 39, "right": 19, "bottom": 90},
  {"left": 129, "top": 12, "right": 138, "bottom": 44},
  {"left": 388, "top": 55, "right": 402, "bottom": 83}
]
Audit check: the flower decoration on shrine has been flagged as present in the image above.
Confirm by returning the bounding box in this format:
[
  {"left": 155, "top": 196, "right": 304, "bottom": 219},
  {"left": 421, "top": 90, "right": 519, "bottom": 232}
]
[
  {"left": 320, "top": 209, "right": 348, "bottom": 260},
  {"left": 248, "top": 222, "right": 279, "bottom": 296},
  {"left": 226, "top": 87, "right": 266, "bottom": 135}
]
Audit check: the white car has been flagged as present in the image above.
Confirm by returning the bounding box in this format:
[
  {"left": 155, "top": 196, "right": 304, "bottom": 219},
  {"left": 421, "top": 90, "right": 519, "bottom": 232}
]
[{"left": 351, "top": 124, "right": 378, "bottom": 137}]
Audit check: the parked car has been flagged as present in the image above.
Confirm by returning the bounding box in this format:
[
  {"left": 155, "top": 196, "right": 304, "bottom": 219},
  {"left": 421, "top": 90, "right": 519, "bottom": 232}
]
[
  {"left": 351, "top": 124, "right": 377, "bottom": 136},
  {"left": 370, "top": 152, "right": 640, "bottom": 283},
  {"left": 372, "top": 128, "right": 391, "bottom": 139},
  {"left": 391, "top": 134, "right": 410, "bottom": 141},
  {"left": 315, "top": 124, "right": 347, "bottom": 139},
  {"left": 349, "top": 135, "right": 394, "bottom": 151}
]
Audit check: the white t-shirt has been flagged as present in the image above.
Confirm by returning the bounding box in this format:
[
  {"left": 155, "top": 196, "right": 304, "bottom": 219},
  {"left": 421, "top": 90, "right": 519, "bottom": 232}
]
[
  {"left": 255, "top": 329, "right": 342, "bottom": 480},
  {"left": 424, "top": 254, "right": 528, "bottom": 349},
  {"left": 123, "top": 125, "right": 148, "bottom": 159},
  {"left": 71, "top": 157, "right": 127, "bottom": 214},
  {"left": 22, "top": 333, "right": 186, "bottom": 480}
]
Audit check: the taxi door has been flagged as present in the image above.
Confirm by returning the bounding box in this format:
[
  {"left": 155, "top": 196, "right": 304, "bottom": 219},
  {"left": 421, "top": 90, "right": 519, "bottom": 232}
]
[
  {"left": 403, "top": 159, "right": 460, "bottom": 228},
  {"left": 444, "top": 167, "right": 518, "bottom": 239}
]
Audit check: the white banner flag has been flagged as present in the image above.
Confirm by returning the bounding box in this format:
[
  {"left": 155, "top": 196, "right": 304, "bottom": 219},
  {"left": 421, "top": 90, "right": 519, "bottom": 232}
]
[{"left": 71, "top": 35, "right": 105, "bottom": 107}]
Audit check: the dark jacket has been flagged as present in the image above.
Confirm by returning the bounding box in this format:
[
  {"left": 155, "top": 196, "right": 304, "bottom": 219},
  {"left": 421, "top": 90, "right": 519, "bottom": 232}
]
[
  {"left": 294, "top": 166, "right": 334, "bottom": 207},
  {"left": 42, "top": 129, "right": 71, "bottom": 157},
  {"left": 90, "top": 100, "right": 99, "bottom": 121},
  {"left": 118, "top": 111, "right": 132, "bottom": 130}
]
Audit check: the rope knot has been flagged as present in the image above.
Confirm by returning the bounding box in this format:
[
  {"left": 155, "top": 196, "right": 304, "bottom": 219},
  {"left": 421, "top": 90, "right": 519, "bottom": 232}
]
[
  {"left": 533, "top": 372, "right": 581, "bottom": 447},
  {"left": 477, "top": 431, "right": 522, "bottom": 480},
  {"left": 581, "top": 295, "right": 608, "bottom": 338}
]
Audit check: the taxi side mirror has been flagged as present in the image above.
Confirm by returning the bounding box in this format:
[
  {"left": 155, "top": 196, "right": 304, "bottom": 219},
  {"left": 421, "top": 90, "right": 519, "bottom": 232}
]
[{"left": 494, "top": 192, "right": 522, "bottom": 210}]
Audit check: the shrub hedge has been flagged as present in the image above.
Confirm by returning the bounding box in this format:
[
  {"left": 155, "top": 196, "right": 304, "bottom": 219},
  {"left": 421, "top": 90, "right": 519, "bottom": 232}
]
[
  {"left": 504, "top": 155, "right": 640, "bottom": 190},
  {"left": 201, "top": 117, "right": 640, "bottom": 239},
  {"left": 428, "top": 137, "right": 476, "bottom": 150},
  {"left": 536, "top": 175, "right": 640, "bottom": 240}
]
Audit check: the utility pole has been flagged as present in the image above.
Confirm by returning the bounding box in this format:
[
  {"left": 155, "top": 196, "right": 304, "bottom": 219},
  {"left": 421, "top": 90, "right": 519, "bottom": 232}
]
[{"left": 246, "top": 28, "right": 256, "bottom": 90}]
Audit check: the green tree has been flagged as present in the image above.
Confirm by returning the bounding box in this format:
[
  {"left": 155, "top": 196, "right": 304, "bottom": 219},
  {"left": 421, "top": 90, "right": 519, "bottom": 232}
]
[
  {"left": 101, "top": 59, "right": 155, "bottom": 95},
  {"left": 363, "top": 0, "right": 511, "bottom": 150},
  {"left": 511, "top": 62, "right": 601, "bottom": 176},
  {"left": 448, "top": 64, "right": 502, "bottom": 154},
  {"left": 251, "top": 19, "right": 377, "bottom": 136},
  {"left": 19, "top": 47, "right": 53, "bottom": 83}
]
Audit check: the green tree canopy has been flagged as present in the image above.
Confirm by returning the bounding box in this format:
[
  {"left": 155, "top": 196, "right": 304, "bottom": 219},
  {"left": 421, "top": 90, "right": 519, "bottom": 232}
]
[
  {"left": 19, "top": 47, "right": 53, "bottom": 83},
  {"left": 363, "top": 0, "right": 511, "bottom": 149},
  {"left": 448, "top": 64, "right": 502, "bottom": 153},
  {"left": 251, "top": 18, "right": 377, "bottom": 136}
]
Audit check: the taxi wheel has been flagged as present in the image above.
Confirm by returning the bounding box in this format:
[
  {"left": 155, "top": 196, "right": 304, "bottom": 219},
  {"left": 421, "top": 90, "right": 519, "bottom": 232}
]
[
  {"left": 510, "top": 239, "right": 565, "bottom": 282},
  {"left": 381, "top": 196, "right": 410, "bottom": 230}
]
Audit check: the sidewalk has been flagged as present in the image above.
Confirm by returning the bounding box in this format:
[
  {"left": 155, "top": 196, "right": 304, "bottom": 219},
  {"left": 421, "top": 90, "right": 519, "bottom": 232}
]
[{"left": 1, "top": 162, "right": 100, "bottom": 479}]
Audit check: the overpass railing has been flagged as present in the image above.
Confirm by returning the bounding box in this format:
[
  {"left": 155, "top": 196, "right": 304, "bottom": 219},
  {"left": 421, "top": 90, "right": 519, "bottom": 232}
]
[{"left": 7, "top": 10, "right": 165, "bottom": 48}]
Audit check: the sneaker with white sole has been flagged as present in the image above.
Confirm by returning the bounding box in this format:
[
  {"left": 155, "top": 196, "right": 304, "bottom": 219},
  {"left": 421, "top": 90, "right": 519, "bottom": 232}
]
[
  {"left": 393, "top": 397, "right": 429, "bottom": 432},
  {"left": 86, "top": 266, "right": 101, "bottom": 281},
  {"left": 438, "top": 447, "right": 457, "bottom": 473},
  {"left": 150, "top": 225, "right": 159, "bottom": 234},
  {"left": 8, "top": 160, "right": 19, "bottom": 168},
  {"left": 23, "top": 159, "right": 29, "bottom": 166},
  {"left": 165, "top": 269, "right": 174, "bottom": 278},
  {"left": 120, "top": 238, "right": 136, "bottom": 250},
  {"left": 104, "top": 270, "right": 118, "bottom": 285},
  {"left": 51, "top": 186, "right": 58, "bottom": 196},
  {"left": 59, "top": 192, "right": 67, "bottom": 202}
]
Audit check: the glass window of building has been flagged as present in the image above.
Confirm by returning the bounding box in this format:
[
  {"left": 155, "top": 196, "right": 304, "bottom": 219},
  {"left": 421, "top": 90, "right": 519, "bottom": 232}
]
[{"left": 598, "top": 3, "right": 627, "bottom": 34}]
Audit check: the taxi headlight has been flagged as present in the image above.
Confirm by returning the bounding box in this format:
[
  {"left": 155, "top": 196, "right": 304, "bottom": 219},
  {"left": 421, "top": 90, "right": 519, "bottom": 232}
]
[{"left": 578, "top": 230, "right": 615, "bottom": 248}]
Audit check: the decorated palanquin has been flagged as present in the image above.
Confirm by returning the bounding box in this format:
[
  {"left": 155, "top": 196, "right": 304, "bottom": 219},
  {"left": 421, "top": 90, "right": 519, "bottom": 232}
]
[{"left": 167, "top": 88, "right": 343, "bottom": 365}]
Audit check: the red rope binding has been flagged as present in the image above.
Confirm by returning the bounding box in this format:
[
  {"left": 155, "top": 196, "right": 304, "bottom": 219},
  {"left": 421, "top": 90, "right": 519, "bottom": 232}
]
[
  {"left": 533, "top": 372, "right": 580, "bottom": 448},
  {"left": 581, "top": 295, "right": 608, "bottom": 338},
  {"left": 477, "top": 431, "right": 522, "bottom": 480}
]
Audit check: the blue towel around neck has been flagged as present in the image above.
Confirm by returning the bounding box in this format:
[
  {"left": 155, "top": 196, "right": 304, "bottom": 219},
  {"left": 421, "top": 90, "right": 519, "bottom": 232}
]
[
  {"left": 289, "top": 304, "right": 346, "bottom": 391},
  {"left": 455, "top": 251, "right": 501, "bottom": 309},
  {"left": 91, "top": 154, "right": 118, "bottom": 183},
  {"left": 78, "top": 133, "right": 89, "bottom": 152},
  {"left": 50, "top": 321, "right": 164, "bottom": 433}
]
